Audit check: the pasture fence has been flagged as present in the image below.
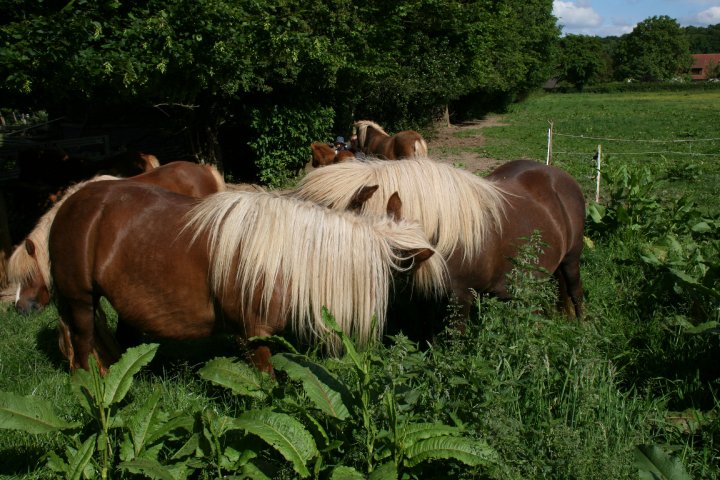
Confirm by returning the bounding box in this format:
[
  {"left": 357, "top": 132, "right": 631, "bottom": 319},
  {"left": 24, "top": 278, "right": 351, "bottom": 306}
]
[{"left": 545, "top": 122, "right": 720, "bottom": 202}]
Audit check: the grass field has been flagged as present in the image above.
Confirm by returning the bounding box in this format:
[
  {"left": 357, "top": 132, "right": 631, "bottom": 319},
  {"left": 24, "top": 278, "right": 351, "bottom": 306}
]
[
  {"left": 467, "top": 91, "right": 720, "bottom": 208},
  {"left": 0, "top": 90, "right": 718, "bottom": 479}
]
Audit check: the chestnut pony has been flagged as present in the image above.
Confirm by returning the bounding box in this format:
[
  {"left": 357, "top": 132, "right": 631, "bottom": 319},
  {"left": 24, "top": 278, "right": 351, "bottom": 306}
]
[
  {"left": 292, "top": 158, "right": 585, "bottom": 320},
  {"left": 8, "top": 161, "right": 226, "bottom": 314},
  {"left": 353, "top": 120, "right": 428, "bottom": 160},
  {"left": 310, "top": 142, "right": 355, "bottom": 168},
  {"left": 49, "top": 183, "right": 439, "bottom": 373}
]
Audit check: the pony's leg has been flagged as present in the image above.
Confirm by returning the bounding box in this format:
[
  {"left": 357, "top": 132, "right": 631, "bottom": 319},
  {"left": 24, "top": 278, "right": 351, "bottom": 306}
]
[
  {"left": 241, "top": 322, "right": 276, "bottom": 376},
  {"left": 556, "top": 258, "right": 584, "bottom": 318},
  {"left": 56, "top": 299, "right": 96, "bottom": 371},
  {"left": 57, "top": 318, "right": 75, "bottom": 369}
]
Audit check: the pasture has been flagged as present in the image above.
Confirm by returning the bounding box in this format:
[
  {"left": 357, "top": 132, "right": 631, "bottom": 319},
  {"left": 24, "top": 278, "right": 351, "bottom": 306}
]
[{"left": 0, "top": 90, "right": 719, "bottom": 479}]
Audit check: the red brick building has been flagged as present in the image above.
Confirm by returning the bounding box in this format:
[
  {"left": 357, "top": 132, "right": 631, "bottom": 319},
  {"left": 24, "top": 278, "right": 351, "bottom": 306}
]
[{"left": 690, "top": 53, "right": 720, "bottom": 80}]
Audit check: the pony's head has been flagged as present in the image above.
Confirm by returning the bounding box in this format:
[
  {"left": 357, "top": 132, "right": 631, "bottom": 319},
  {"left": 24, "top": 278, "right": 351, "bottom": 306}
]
[
  {"left": 310, "top": 142, "right": 336, "bottom": 168},
  {"left": 9, "top": 238, "right": 50, "bottom": 314}
]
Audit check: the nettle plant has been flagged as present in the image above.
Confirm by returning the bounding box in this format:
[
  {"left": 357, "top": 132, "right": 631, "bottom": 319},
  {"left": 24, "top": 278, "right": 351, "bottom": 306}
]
[
  {"left": 586, "top": 162, "right": 719, "bottom": 323},
  {"left": 0, "top": 311, "right": 500, "bottom": 479}
]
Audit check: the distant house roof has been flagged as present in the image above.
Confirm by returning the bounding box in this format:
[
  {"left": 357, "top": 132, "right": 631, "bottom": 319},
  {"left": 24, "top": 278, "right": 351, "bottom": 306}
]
[{"left": 690, "top": 53, "right": 720, "bottom": 80}]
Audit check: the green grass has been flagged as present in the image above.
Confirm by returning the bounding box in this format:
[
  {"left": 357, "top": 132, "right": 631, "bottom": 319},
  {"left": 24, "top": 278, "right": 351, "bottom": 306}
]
[
  {"left": 475, "top": 91, "right": 720, "bottom": 207},
  {"left": 0, "top": 90, "right": 719, "bottom": 478}
]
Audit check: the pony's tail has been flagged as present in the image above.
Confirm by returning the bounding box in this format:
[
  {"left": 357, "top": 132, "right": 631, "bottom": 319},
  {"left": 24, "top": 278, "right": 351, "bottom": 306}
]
[{"left": 414, "top": 139, "right": 428, "bottom": 158}]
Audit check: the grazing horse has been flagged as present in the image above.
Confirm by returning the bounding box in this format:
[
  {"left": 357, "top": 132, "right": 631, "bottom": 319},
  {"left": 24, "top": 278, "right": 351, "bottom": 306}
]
[
  {"left": 353, "top": 120, "right": 428, "bottom": 160},
  {"left": 48, "top": 182, "right": 438, "bottom": 374},
  {"left": 8, "top": 161, "right": 226, "bottom": 314},
  {"left": 310, "top": 142, "right": 355, "bottom": 168},
  {"left": 291, "top": 158, "right": 585, "bottom": 320}
]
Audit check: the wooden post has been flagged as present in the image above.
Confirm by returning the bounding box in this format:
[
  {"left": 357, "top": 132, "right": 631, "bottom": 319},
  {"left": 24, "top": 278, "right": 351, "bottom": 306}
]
[
  {"left": 546, "top": 121, "right": 553, "bottom": 165},
  {"left": 595, "top": 144, "right": 602, "bottom": 203}
]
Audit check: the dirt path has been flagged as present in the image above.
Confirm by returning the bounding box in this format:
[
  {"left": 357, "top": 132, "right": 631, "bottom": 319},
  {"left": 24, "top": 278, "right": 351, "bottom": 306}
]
[{"left": 425, "top": 115, "right": 507, "bottom": 174}]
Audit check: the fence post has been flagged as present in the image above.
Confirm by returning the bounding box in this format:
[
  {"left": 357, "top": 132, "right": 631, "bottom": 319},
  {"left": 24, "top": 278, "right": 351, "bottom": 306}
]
[
  {"left": 546, "top": 121, "right": 553, "bottom": 165},
  {"left": 595, "top": 144, "right": 602, "bottom": 203}
]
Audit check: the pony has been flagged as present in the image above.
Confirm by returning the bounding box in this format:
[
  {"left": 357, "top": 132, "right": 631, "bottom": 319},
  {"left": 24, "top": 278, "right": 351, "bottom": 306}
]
[
  {"left": 291, "top": 158, "right": 585, "bottom": 323},
  {"left": 353, "top": 120, "right": 428, "bottom": 160},
  {"left": 310, "top": 142, "right": 355, "bottom": 168},
  {"left": 99, "top": 151, "right": 160, "bottom": 177},
  {"left": 8, "top": 161, "right": 226, "bottom": 314},
  {"left": 48, "top": 182, "right": 438, "bottom": 374}
]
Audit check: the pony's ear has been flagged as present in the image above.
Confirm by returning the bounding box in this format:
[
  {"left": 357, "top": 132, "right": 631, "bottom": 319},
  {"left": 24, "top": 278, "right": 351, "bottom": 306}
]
[
  {"left": 25, "top": 238, "right": 36, "bottom": 257},
  {"left": 348, "top": 185, "right": 379, "bottom": 212},
  {"left": 386, "top": 192, "right": 402, "bottom": 221}
]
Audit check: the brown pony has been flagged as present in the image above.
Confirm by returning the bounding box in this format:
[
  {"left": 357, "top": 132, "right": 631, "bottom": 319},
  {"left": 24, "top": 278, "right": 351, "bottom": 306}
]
[
  {"left": 353, "top": 120, "right": 428, "bottom": 160},
  {"left": 8, "top": 161, "right": 225, "bottom": 314},
  {"left": 48, "top": 182, "right": 438, "bottom": 373},
  {"left": 310, "top": 142, "right": 355, "bottom": 168},
  {"left": 291, "top": 158, "right": 585, "bottom": 320}
]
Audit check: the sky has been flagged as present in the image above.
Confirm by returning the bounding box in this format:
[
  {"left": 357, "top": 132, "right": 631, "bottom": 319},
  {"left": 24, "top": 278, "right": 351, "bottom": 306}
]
[{"left": 553, "top": 0, "right": 720, "bottom": 37}]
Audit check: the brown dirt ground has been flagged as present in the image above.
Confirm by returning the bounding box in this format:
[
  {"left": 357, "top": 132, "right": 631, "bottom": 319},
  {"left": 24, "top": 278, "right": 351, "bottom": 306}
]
[{"left": 426, "top": 115, "right": 507, "bottom": 174}]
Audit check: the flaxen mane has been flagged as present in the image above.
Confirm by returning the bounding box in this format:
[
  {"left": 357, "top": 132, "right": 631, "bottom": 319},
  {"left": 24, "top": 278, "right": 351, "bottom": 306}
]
[
  {"left": 184, "top": 190, "right": 442, "bottom": 352},
  {"left": 7, "top": 175, "right": 119, "bottom": 290},
  {"left": 291, "top": 158, "right": 508, "bottom": 293}
]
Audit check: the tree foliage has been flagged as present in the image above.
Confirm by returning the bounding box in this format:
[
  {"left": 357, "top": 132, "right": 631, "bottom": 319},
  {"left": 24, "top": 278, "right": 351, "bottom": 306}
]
[
  {"left": 0, "top": 0, "right": 558, "bottom": 181},
  {"left": 614, "top": 16, "right": 692, "bottom": 82},
  {"left": 684, "top": 24, "right": 720, "bottom": 54},
  {"left": 556, "top": 34, "right": 609, "bottom": 90}
]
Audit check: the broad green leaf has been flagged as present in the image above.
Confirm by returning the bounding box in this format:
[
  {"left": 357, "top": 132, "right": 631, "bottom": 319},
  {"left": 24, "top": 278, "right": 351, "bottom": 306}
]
[
  {"left": 103, "top": 343, "right": 159, "bottom": 407},
  {"left": 67, "top": 434, "right": 97, "bottom": 480},
  {"left": 369, "top": 461, "right": 398, "bottom": 480},
  {"left": 401, "top": 423, "right": 461, "bottom": 448},
  {"left": 198, "top": 357, "right": 268, "bottom": 400},
  {"left": 587, "top": 203, "right": 605, "bottom": 223},
  {"left": 405, "top": 436, "right": 499, "bottom": 468},
  {"left": 128, "top": 389, "right": 162, "bottom": 457},
  {"left": 0, "top": 391, "right": 80, "bottom": 434},
  {"left": 119, "top": 458, "right": 181, "bottom": 480},
  {"left": 691, "top": 221, "right": 712, "bottom": 233},
  {"left": 634, "top": 444, "right": 692, "bottom": 480},
  {"left": 272, "top": 353, "right": 351, "bottom": 420},
  {"left": 322, "top": 307, "right": 362, "bottom": 370},
  {"left": 248, "top": 335, "right": 300, "bottom": 354},
  {"left": 231, "top": 408, "right": 317, "bottom": 478},
  {"left": 146, "top": 413, "right": 195, "bottom": 446},
  {"left": 46, "top": 450, "right": 69, "bottom": 474},
  {"left": 71, "top": 355, "right": 104, "bottom": 409},
  {"left": 330, "top": 465, "right": 365, "bottom": 480},
  {"left": 668, "top": 268, "right": 720, "bottom": 298}
]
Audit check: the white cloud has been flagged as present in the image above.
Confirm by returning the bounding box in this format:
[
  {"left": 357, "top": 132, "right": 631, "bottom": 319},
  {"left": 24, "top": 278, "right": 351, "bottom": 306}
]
[
  {"left": 697, "top": 6, "right": 720, "bottom": 24},
  {"left": 553, "top": 1, "right": 603, "bottom": 29}
]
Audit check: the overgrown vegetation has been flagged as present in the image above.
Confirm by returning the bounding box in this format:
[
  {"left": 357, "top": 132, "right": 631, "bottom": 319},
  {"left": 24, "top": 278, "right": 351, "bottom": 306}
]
[{"left": 1, "top": 91, "right": 719, "bottom": 478}]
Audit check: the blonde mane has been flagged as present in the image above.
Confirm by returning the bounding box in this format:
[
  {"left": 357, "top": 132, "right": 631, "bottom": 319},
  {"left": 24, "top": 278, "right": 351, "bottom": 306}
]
[
  {"left": 7, "top": 175, "right": 119, "bottom": 289},
  {"left": 354, "top": 120, "right": 389, "bottom": 149},
  {"left": 291, "top": 158, "right": 508, "bottom": 292},
  {"left": 184, "top": 190, "right": 444, "bottom": 352}
]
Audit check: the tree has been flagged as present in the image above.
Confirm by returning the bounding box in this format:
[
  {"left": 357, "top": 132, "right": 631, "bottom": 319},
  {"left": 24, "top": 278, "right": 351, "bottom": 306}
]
[
  {"left": 0, "top": 0, "right": 560, "bottom": 181},
  {"left": 556, "top": 34, "right": 609, "bottom": 90},
  {"left": 613, "top": 16, "right": 692, "bottom": 82},
  {"left": 684, "top": 24, "right": 720, "bottom": 53}
]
